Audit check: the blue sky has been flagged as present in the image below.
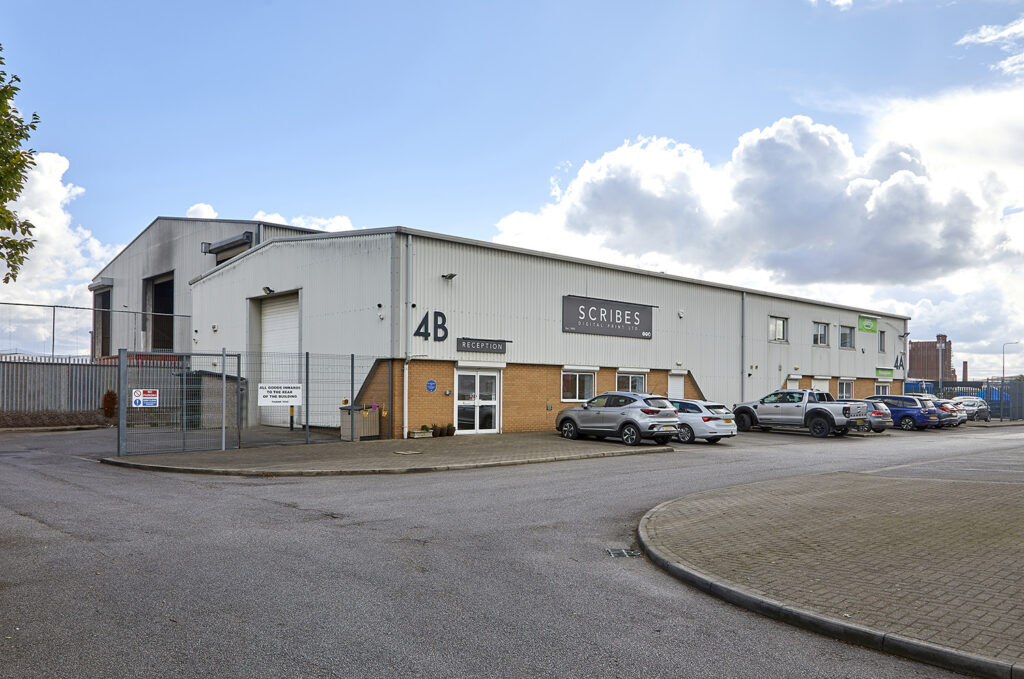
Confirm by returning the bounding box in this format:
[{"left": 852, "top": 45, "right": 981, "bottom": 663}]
[{"left": 3, "top": 0, "right": 1024, "bottom": 375}]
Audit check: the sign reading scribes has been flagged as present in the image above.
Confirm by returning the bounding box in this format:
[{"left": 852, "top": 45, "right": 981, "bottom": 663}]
[
  {"left": 457, "top": 337, "right": 507, "bottom": 354},
  {"left": 562, "top": 295, "right": 653, "bottom": 339},
  {"left": 258, "top": 384, "right": 303, "bottom": 407}
]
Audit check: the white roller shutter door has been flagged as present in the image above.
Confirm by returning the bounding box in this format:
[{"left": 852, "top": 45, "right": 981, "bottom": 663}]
[{"left": 260, "top": 294, "right": 300, "bottom": 426}]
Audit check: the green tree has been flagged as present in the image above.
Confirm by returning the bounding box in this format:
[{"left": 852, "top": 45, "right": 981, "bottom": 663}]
[{"left": 0, "top": 43, "right": 39, "bottom": 284}]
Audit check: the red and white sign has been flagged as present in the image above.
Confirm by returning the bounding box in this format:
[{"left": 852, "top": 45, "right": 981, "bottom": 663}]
[{"left": 131, "top": 389, "right": 159, "bottom": 408}]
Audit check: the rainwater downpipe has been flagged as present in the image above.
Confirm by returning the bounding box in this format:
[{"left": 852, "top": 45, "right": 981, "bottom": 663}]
[
  {"left": 403, "top": 234, "right": 412, "bottom": 440},
  {"left": 740, "top": 291, "right": 746, "bottom": 402}
]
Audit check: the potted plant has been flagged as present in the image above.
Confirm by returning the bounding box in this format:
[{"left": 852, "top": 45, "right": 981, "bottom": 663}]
[
  {"left": 431, "top": 423, "right": 440, "bottom": 437},
  {"left": 445, "top": 423, "right": 456, "bottom": 436}
]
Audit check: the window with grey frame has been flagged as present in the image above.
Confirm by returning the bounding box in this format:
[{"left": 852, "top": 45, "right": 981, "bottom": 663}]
[
  {"left": 561, "top": 371, "right": 595, "bottom": 401},
  {"left": 878, "top": 330, "right": 886, "bottom": 353},
  {"left": 839, "top": 325, "right": 855, "bottom": 349},
  {"left": 812, "top": 321, "right": 829, "bottom": 346},
  {"left": 769, "top": 316, "right": 788, "bottom": 342}
]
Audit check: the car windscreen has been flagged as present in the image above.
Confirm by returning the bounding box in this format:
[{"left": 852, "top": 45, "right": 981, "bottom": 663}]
[
  {"left": 707, "top": 405, "right": 731, "bottom": 415},
  {"left": 644, "top": 398, "right": 673, "bottom": 409}
]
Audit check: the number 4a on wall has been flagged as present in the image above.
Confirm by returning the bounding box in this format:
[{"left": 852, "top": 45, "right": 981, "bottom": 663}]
[{"left": 414, "top": 311, "right": 448, "bottom": 341}]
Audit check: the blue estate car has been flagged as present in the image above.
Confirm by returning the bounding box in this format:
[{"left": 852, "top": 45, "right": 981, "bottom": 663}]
[{"left": 877, "top": 395, "right": 939, "bottom": 430}]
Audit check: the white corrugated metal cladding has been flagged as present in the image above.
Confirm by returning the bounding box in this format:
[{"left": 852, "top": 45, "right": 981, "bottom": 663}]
[{"left": 189, "top": 227, "right": 909, "bottom": 407}]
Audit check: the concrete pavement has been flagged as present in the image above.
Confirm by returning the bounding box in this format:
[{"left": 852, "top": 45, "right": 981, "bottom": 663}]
[{"left": 99, "top": 431, "right": 676, "bottom": 475}]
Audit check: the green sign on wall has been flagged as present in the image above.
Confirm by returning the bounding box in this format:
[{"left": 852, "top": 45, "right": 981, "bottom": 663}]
[
  {"left": 859, "top": 316, "right": 878, "bottom": 333},
  {"left": 876, "top": 367, "right": 894, "bottom": 378}
]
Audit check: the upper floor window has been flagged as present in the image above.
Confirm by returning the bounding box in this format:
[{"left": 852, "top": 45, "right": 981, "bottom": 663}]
[
  {"left": 769, "top": 316, "right": 788, "bottom": 342},
  {"left": 878, "top": 330, "right": 886, "bottom": 353},
  {"left": 839, "top": 325, "right": 855, "bottom": 349},
  {"left": 812, "top": 322, "right": 829, "bottom": 346}
]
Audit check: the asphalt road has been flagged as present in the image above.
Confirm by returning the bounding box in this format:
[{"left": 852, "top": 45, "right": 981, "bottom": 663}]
[{"left": 2, "top": 425, "right": 1021, "bottom": 678}]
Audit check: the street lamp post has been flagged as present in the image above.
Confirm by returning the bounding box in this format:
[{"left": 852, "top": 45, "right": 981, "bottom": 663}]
[
  {"left": 937, "top": 340, "right": 946, "bottom": 396},
  {"left": 1001, "top": 341, "right": 1019, "bottom": 422}
]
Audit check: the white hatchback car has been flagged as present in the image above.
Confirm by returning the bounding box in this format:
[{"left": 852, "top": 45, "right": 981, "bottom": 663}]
[{"left": 668, "top": 399, "right": 738, "bottom": 443}]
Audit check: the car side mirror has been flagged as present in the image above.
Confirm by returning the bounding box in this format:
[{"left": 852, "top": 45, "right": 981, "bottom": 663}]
[{"left": 582, "top": 403, "right": 589, "bottom": 409}]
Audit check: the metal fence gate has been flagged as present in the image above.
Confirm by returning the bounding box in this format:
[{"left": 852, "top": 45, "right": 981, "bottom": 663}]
[
  {"left": 117, "top": 350, "right": 391, "bottom": 455},
  {"left": 117, "top": 350, "right": 242, "bottom": 456}
]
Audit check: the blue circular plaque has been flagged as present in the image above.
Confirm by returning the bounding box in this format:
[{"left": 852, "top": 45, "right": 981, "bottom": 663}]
[{"left": 426, "top": 379, "right": 437, "bottom": 393}]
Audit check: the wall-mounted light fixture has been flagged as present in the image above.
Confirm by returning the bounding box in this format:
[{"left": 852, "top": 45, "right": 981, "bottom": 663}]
[
  {"left": 677, "top": 310, "right": 685, "bottom": 318},
  {"left": 262, "top": 286, "right": 275, "bottom": 295},
  {"left": 441, "top": 273, "right": 457, "bottom": 280}
]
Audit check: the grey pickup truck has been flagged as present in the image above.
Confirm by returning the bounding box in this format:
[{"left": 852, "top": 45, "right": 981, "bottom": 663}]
[{"left": 732, "top": 389, "right": 870, "bottom": 438}]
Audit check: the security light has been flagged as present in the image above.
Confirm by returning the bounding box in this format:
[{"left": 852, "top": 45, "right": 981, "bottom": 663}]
[
  {"left": 441, "top": 273, "right": 457, "bottom": 280},
  {"left": 262, "top": 286, "right": 274, "bottom": 295}
]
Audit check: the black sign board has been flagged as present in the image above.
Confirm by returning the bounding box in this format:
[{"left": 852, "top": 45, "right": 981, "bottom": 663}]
[
  {"left": 456, "top": 337, "right": 507, "bottom": 354},
  {"left": 562, "top": 295, "right": 653, "bottom": 339}
]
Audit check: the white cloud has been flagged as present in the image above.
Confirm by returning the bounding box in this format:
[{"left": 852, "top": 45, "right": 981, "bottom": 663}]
[
  {"left": 1, "top": 153, "right": 123, "bottom": 355},
  {"left": 957, "top": 14, "right": 1024, "bottom": 76},
  {"left": 808, "top": 0, "right": 854, "bottom": 9},
  {"left": 186, "top": 202, "right": 218, "bottom": 219},
  {"left": 494, "top": 109, "right": 1024, "bottom": 378},
  {"left": 251, "top": 210, "right": 354, "bottom": 232}
]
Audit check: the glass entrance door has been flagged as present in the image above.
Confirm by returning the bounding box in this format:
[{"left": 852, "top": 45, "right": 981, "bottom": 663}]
[{"left": 456, "top": 371, "right": 500, "bottom": 434}]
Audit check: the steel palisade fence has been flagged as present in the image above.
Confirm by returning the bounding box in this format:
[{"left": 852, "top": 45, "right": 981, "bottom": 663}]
[
  {"left": 0, "top": 355, "right": 117, "bottom": 413},
  {"left": 116, "top": 350, "right": 389, "bottom": 455}
]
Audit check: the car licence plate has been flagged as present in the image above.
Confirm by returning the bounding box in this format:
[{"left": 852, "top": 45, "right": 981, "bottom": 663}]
[
  {"left": 724, "top": 419, "right": 733, "bottom": 424},
  {"left": 660, "top": 425, "right": 675, "bottom": 431}
]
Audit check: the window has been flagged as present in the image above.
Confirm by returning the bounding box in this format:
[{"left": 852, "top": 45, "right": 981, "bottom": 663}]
[
  {"left": 874, "top": 383, "right": 890, "bottom": 396},
  {"left": 878, "top": 330, "right": 886, "bottom": 353},
  {"left": 839, "top": 325, "right": 855, "bottom": 348},
  {"left": 769, "top": 316, "right": 788, "bottom": 342},
  {"left": 838, "top": 380, "right": 854, "bottom": 399},
  {"left": 562, "top": 371, "right": 595, "bottom": 401},
  {"left": 617, "top": 373, "right": 646, "bottom": 392},
  {"left": 812, "top": 322, "right": 829, "bottom": 346}
]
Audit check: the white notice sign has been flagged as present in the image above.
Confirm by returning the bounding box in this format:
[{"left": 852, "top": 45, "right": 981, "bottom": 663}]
[{"left": 258, "top": 384, "right": 303, "bottom": 406}]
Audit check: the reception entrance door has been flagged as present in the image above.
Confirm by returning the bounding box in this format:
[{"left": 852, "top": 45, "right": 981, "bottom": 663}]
[{"left": 455, "top": 371, "right": 500, "bottom": 434}]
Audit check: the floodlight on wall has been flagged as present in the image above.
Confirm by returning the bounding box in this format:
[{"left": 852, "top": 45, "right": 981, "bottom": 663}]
[
  {"left": 441, "top": 273, "right": 457, "bottom": 280},
  {"left": 262, "top": 287, "right": 275, "bottom": 295}
]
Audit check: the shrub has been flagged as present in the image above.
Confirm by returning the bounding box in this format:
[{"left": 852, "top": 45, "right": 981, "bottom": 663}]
[{"left": 101, "top": 390, "right": 118, "bottom": 418}]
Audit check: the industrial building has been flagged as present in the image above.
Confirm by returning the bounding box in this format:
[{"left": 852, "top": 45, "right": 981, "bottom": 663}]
[{"left": 91, "top": 220, "right": 911, "bottom": 438}]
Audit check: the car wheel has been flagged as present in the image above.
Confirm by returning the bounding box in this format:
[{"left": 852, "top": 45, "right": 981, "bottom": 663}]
[
  {"left": 677, "top": 425, "right": 695, "bottom": 444},
  {"left": 560, "top": 420, "right": 579, "bottom": 440},
  {"left": 736, "top": 412, "right": 752, "bottom": 432},
  {"left": 899, "top": 416, "right": 916, "bottom": 431},
  {"left": 872, "top": 427, "right": 885, "bottom": 433},
  {"left": 620, "top": 423, "right": 641, "bottom": 446},
  {"left": 808, "top": 417, "right": 830, "bottom": 438},
  {"left": 834, "top": 427, "right": 848, "bottom": 437},
  {"left": 706, "top": 437, "right": 721, "bottom": 444}
]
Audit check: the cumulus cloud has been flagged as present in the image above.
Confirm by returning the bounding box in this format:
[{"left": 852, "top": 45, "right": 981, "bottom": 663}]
[
  {"left": 251, "top": 210, "right": 354, "bottom": 232},
  {"left": 958, "top": 15, "right": 1024, "bottom": 76},
  {"left": 1, "top": 153, "right": 123, "bottom": 355},
  {"left": 497, "top": 115, "right": 1014, "bottom": 286},
  {"left": 808, "top": 0, "right": 854, "bottom": 9},
  {"left": 186, "top": 202, "right": 218, "bottom": 219}
]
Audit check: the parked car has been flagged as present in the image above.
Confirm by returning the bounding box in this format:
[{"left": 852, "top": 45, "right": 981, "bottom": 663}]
[
  {"left": 732, "top": 389, "right": 870, "bottom": 438},
  {"left": 876, "top": 395, "right": 939, "bottom": 430},
  {"left": 668, "top": 399, "right": 738, "bottom": 444},
  {"left": 933, "top": 400, "right": 961, "bottom": 427},
  {"left": 841, "top": 398, "right": 894, "bottom": 433},
  {"left": 952, "top": 396, "right": 991, "bottom": 421},
  {"left": 556, "top": 391, "right": 679, "bottom": 445}
]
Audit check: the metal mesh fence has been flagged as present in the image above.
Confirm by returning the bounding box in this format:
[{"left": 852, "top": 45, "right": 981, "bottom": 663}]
[
  {"left": 118, "top": 351, "right": 391, "bottom": 455},
  {"left": 119, "top": 351, "right": 241, "bottom": 455}
]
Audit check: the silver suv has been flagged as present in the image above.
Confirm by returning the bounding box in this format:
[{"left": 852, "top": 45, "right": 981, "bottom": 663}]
[{"left": 555, "top": 391, "right": 679, "bottom": 445}]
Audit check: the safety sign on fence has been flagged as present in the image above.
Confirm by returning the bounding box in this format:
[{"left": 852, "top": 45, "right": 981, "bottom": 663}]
[
  {"left": 131, "top": 389, "right": 159, "bottom": 408},
  {"left": 258, "top": 383, "right": 303, "bottom": 406}
]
